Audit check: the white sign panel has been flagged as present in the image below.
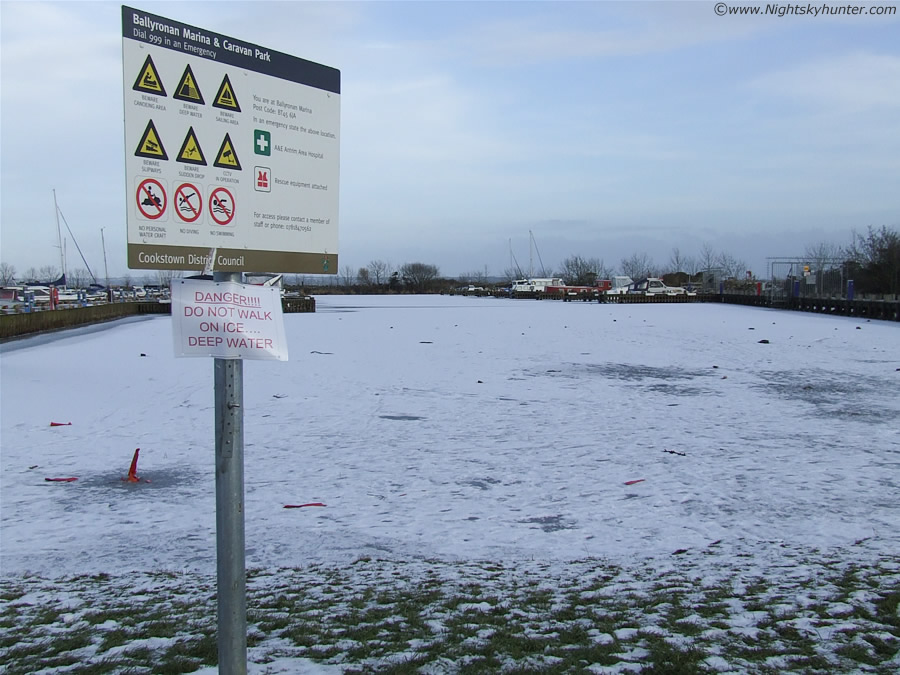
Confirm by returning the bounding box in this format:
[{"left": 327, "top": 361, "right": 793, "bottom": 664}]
[
  {"left": 123, "top": 6, "right": 340, "bottom": 273},
  {"left": 171, "top": 279, "right": 288, "bottom": 360}
]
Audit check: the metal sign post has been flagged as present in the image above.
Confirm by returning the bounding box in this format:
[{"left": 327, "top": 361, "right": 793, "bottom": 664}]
[
  {"left": 123, "top": 8, "right": 340, "bottom": 672},
  {"left": 213, "top": 271, "right": 246, "bottom": 675},
  {"left": 168, "top": 274, "right": 286, "bottom": 675}
]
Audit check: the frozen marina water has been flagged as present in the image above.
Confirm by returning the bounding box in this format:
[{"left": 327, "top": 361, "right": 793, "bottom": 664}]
[
  {"left": 2, "top": 295, "right": 898, "bottom": 672},
  {"left": 2, "top": 295, "right": 898, "bottom": 574}
]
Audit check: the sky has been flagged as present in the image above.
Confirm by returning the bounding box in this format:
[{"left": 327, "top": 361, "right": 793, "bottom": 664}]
[{"left": 1, "top": 1, "right": 899, "bottom": 281}]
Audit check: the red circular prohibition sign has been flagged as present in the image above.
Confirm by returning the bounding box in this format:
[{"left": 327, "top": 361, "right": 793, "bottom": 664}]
[
  {"left": 174, "top": 183, "right": 202, "bottom": 223},
  {"left": 136, "top": 178, "right": 167, "bottom": 219},
  {"left": 209, "top": 187, "right": 235, "bottom": 226}
]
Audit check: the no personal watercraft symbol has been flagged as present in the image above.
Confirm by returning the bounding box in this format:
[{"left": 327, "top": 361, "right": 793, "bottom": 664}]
[
  {"left": 136, "top": 178, "right": 167, "bottom": 220},
  {"left": 133, "top": 55, "right": 166, "bottom": 96},
  {"left": 135, "top": 119, "right": 168, "bottom": 160}
]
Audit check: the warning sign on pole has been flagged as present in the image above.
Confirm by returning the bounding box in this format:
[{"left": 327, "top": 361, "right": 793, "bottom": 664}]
[
  {"left": 171, "top": 279, "right": 288, "bottom": 361},
  {"left": 123, "top": 6, "right": 340, "bottom": 273}
]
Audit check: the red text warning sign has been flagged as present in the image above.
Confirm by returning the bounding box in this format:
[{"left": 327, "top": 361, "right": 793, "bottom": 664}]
[{"left": 171, "top": 279, "right": 287, "bottom": 360}]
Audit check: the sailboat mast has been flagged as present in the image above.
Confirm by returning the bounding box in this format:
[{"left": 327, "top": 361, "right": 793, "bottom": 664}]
[
  {"left": 101, "top": 228, "right": 110, "bottom": 290},
  {"left": 529, "top": 230, "right": 534, "bottom": 278},
  {"left": 53, "top": 189, "right": 66, "bottom": 281}
]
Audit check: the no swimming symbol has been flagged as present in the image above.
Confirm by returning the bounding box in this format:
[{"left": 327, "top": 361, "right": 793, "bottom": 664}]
[{"left": 209, "top": 187, "right": 235, "bottom": 226}]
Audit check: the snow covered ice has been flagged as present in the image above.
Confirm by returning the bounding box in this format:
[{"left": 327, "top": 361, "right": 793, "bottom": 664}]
[
  {"left": 3, "top": 295, "right": 898, "bottom": 574},
  {"left": 2, "top": 295, "right": 899, "bottom": 672}
]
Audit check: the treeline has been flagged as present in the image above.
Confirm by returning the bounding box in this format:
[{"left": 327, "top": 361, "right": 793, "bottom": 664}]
[
  {"left": 284, "top": 226, "right": 899, "bottom": 296},
  {"left": 842, "top": 226, "right": 900, "bottom": 295},
  {"left": 2, "top": 227, "right": 896, "bottom": 296}
]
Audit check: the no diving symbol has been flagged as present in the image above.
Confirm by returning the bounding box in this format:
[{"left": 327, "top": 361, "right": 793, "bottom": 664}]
[
  {"left": 209, "top": 187, "right": 235, "bottom": 226},
  {"left": 175, "top": 183, "right": 202, "bottom": 223},
  {"left": 136, "top": 178, "right": 166, "bottom": 220}
]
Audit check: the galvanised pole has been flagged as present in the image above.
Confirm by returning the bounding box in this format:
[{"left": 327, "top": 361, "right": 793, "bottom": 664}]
[{"left": 213, "top": 270, "right": 247, "bottom": 675}]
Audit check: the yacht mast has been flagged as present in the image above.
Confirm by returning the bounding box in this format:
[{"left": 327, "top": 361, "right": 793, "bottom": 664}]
[
  {"left": 53, "top": 189, "right": 66, "bottom": 281},
  {"left": 101, "top": 228, "right": 110, "bottom": 291},
  {"left": 529, "top": 230, "right": 534, "bottom": 278}
]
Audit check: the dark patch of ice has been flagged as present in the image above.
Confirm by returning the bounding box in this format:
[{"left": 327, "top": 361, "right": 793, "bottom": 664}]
[
  {"left": 530, "top": 363, "right": 714, "bottom": 382},
  {"left": 459, "top": 477, "right": 501, "bottom": 490},
  {"left": 519, "top": 514, "right": 577, "bottom": 532},
  {"left": 754, "top": 369, "right": 900, "bottom": 422}
]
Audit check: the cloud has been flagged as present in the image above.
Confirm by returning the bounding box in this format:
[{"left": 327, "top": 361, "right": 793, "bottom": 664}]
[
  {"left": 1, "top": 3, "right": 120, "bottom": 103},
  {"left": 746, "top": 51, "right": 900, "bottom": 113},
  {"left": 461, "top": 2, "right": 767, "bottom": 66}
]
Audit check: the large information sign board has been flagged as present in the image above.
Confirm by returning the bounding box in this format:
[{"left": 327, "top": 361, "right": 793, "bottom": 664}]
[{"left": 123, "top": 6, "right": 340, "bottom": 273}]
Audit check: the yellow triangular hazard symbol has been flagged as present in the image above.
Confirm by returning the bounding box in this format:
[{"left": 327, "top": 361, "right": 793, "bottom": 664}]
[
  {"left": 134, "top": 119, "right": 168, "bottom": 160},
  {"left": 214, "top": 133, "right": 241, "bottom": 170},
  {"left": 133, "top": 55, "right": 166, "bottom": 96},
  {"left": 174, "top": 64, "right": 204, "bottom": 104},
  {"left": 177, "top": 127, "right": 207, "bottom": 166},
  {"left": 212, "top": 74, "right": 241, "bottom": 112}
]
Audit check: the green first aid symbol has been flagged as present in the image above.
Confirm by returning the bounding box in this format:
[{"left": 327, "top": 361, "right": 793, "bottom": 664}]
[{"left": 254, "top": 129, "right": 271, "bottom": 156}]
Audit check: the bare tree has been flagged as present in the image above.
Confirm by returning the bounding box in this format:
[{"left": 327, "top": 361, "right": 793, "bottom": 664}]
[
  {"left": 67, "top": 268, "right": 90, "bottom": 288},
  {"left": 716, "top": 252, "right": 749, "bottom": 279},
  {"left": 668, "top": 248, "right": 688, "bottom": 275},
  {"left": 400, "top": 262, "right": 440, "bottom": 292},
  {"left": 0, "top": 262, "right": 16, "bottom": 285},
  {"left": 286, "top": 274, "right": 307, "bottom": 289},
  {"left": 804, "top": 241, "right": 843, "bottom": 270},
  {"left": 698, "top": 243, "right": 717, "bottom": 273},
  {"left": 38, "top": 265, "right": 60, "bottom": 283},
  {"left": 340, "top": 264, "right": 356, "bottom": 287},
  {"left": 368, "top": 260, "right": 390, "bottom": 286},
  {"left": 473, "top": 266, "right": 490, "bottom": 285},
  {"left": 24, "top": 267, "right": 38, "bottom": 282},
  {"left": 357, "top": 267, "right": 371, "bottom": 286},
  {"left": 156, "top": 269, "right": 183, "bottom": 288},
  {"left": 559, "top": 255, "right": 609, "bottom": 286},
  {"left": 620, "top": 252, "right": 656, "bottom": 281},
  {"left": 684, "top": 255, "right": 700, "bottom": 277},
  {"left": 845, "top": 226, "right": 900, "bottom": 295},
  {"left": 461, "top": 267, "right": 490, "bottom": 285},
  {"left": 503, "top": 267, "right": 522, "bottom": 282}
]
